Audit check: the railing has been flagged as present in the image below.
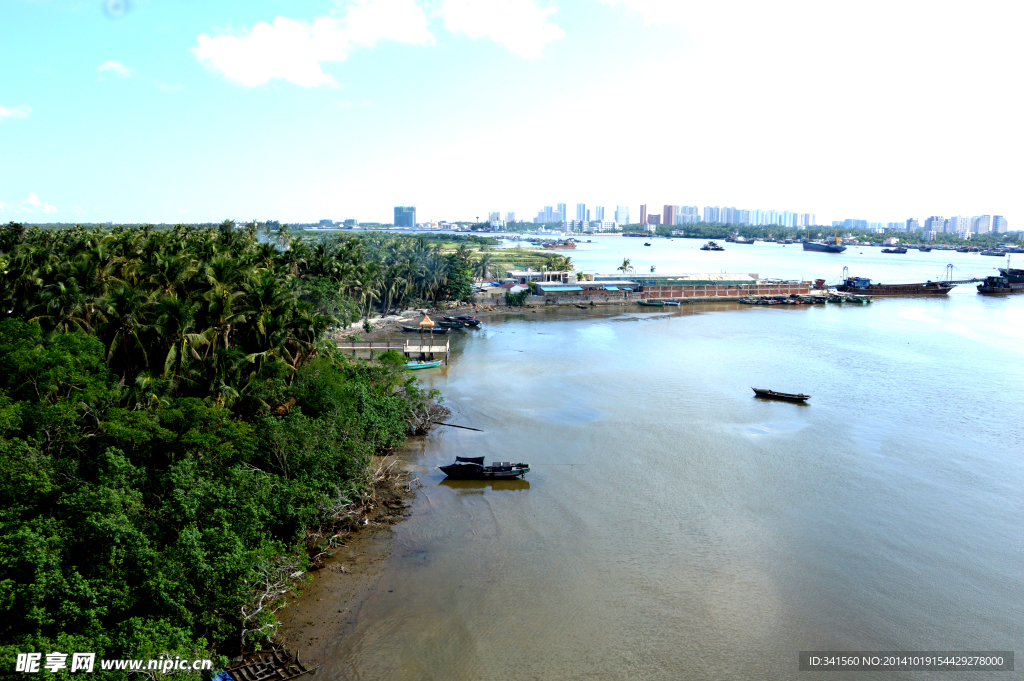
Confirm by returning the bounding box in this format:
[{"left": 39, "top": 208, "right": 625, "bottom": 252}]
[{"left": 336, "top": 339, "right": 451, "bottom": 359}]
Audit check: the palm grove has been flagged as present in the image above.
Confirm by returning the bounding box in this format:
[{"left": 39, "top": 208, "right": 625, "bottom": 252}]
[{"left": 0, "top": 221, "right": 476, "bottom": 674}]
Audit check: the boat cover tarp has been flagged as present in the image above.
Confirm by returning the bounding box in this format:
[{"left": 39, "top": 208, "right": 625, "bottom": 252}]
[{"left": 455, "top": 456, "right": 485, "bottom": 465}]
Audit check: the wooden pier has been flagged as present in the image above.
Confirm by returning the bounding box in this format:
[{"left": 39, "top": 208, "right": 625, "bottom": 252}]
[{"left": 336, "top": 339, "right": 451, "bottom": 364}]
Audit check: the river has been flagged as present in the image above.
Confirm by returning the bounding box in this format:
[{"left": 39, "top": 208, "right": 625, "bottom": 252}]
[{"left": 319, "top": 238, "right": 1024, "bottom": 680}]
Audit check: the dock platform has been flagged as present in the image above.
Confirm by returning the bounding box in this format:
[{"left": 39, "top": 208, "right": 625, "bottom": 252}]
[{"left": 337, "top": 339, "right": 450, "bottom": 364}]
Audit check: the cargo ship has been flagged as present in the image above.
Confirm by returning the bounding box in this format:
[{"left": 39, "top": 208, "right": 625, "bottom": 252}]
[
  {"left": 802, "top": 233, "right": 846, "bottom": 253},
  {"left": 977, "top": 267, "right": 1024, "bottom": 295},
  {"left": 836, "top": 275, "right": 954, "bottom": 296}
]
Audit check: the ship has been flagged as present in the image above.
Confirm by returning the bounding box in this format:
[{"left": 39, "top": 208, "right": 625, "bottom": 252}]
[
  {"left": 881, "top": 246, "right": 908, "bottom": 254},
  {"left": 802, "top": 235, "right": 847, "bottom": 253},
  {"left": 977, "top": 267, "right": 1024, "bottom": 295},
  {"left": 836, "top": 275, "right": 954, "bottom": 296}
]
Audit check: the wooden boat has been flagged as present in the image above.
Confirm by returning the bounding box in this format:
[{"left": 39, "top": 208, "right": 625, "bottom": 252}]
[
  {"left": 401, "top": 325, "right": 449, "bottom": 334},
  {"left": 752, "top": 388, "right": 810, "bottom": 402},
  {"left": 222, "top": 650, "right": 317, "bottom": 681},
  {"left": 837, "top": 276, "right": 952, "bottom": 296},
  {"left": 406, "top": 359, "right": 443, "bottom": 370},
  {"left": 443, "top": 315, "right": 481, "bottom": 326},
  {"left": 881, "top": 247, "right": 908, "bottom": 253},
  {"left": 637, "top": 300, "right": 665, "bottom": 307},
  {"left": 439, "top": 456, "right": 530, "bottom": 480},
  {"left": 700, "top": 241, "right": 724, "bottom": 251}
]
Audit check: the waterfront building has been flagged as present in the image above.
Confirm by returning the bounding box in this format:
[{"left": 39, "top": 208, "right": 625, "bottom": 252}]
[
  {"left": 507, "top": 269, "right": 574, "bottom": 284},
  {"left": 640, "top": 204, "right": 648, "bottom": 226},
  {"left": 647, "top": 214, "right": 661, "bottom": 226},
  {"left": 703, "top": 206, "right": 719, "bottom": 223},
  {"left": 576, "top": 203, "right": 587, "bottom": 221},
  {"left": 343, "top": 218, "right": 358, "bottom": 227},
  {"left": 923, "top": 230, "right": 937, "bottom": 242},
  {"left": 615, "top": 205, "right": 629, "bottom": 224},
  {"left": 394, "top": 206, "right": 416, "bottom": 227},
  {"left": 886, "top": 221, "right": 902, "bottom": 231},
  {"left": 924, "top": 216, "right": 947, "bottom": 233},
  {"left": 993, "top": 215, "right": 1008, "bottom": 233},
  {"left": 973, "top": 215, "right": 992, "bottom": 233},
  {"left": 663, "top": 205, "right": 675, "bottom": 226},
  {"left": 488, "top": 211, "right": 501, "bottom": 222},
  {"left": 595, "top": 206, "right": 605, "bottom": 221},
  {"left": 557, "top": 203, "right": 567, "bottom": 224},
  {"left": 505, "top": 211, "right": 515, "bottom": 223},
  {"left": 906, "top": 218, "right": 920, "bottom": 232},
  {"left": 948, "top": 216, "right": 969, "bottom": 234}
]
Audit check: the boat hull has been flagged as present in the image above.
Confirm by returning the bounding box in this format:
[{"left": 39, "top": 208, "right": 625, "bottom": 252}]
[
  {"left": 637, "top": 301, "right": 665, "bottom": 307},
  {"left": 802, "top": 242, "right": 847, "bottom": 253},
  {"left": 836, "top": 283, "right": 953, "bottom": 296},
  {"left": 406, "top": 360, "right": 443, "bottom": 370},
  {"left": 439, "top": 464, "right": 530, "bottom": 479},
  {"left": 753, "top": 388, "right": 810, "bottom": 402}
]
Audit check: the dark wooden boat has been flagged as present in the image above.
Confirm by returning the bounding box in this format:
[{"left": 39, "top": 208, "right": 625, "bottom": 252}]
[
  {"left": 401, "top": 325, "right": 449, "bottom": 334},
  {"left": 222, "top": 650, "right": 317, "bottom": 681},
  {"left": 443, "top": 315, "right": 481, "bottom": 326},
  {"left": 439, "top": 456, "right": 530, "bottom": 479},
  {"left": 881, "top": 247, "right": 908, "bottom": 253},
  {"left": 700, "top": 241, "right": 724, "bottom": 251},
  {"left": 836, "top": 276, "right": 953, "bottom": 296},
  {"left": 752, "top": 388, "right": 811, "bottom": 402}
]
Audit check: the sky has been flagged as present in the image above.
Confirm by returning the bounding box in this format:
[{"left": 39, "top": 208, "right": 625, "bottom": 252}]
[{"left": 1, "top": 0, "right": 1021, "bottom": 226}]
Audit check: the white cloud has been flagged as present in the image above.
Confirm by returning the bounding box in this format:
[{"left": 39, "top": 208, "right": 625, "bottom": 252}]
[
  {"left": 596, "top": 0, "right": 686, "bottom": 24},
  {"left": 440, "top": 0, "right": 564, "bottom": 58},
  {"left": 193, "top": 0, "right": 434, "bottom": 87},
  {"left": 97, "top": 60, "right": 132, "bottom": 77},
  {"left": 0, "top": 104, "right": 31, "bottom": 120},
  {"left": 22, "top": 193, "right": 58, "bottom": 214}
]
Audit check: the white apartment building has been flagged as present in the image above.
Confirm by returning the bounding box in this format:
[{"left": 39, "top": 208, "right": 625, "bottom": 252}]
[{"left": 614, "top": 205, "right": 630, "bottom": 224}]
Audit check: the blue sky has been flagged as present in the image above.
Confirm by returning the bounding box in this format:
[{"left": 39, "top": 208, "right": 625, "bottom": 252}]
[{"left": 1, "top": 0, "right": 1020, "bottom": 226}]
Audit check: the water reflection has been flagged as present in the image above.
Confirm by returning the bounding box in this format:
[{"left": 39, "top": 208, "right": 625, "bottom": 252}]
[{"left": 438, "top": 478, "right": 531, "bottom": 492}]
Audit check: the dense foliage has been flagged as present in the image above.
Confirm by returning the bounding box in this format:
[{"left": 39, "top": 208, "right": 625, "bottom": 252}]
[{"left": 0, "top": 222, "right": 444, "bottom": 675}]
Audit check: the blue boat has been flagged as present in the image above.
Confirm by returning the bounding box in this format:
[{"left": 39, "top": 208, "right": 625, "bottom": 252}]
[
  {"left": 406, "top": 359, "right": 443, "bottom": 370},
  {"left": 802, "top": 239, "right": 846, "bottom": 253}
]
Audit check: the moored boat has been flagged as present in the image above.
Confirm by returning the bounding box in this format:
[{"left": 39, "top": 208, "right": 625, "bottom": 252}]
[
  {"left": 637, "top": 300, "right": 666, "bottom": 307},
  {"left": 977, "top": 267, "right": 1024, "bottom": 295},
  {"left": 406, "top": 359, "right": 443, "bottom": 369},
  {"left": 443, "top": 315, "right": 481, "bottom": 326},
  {"left": 401, "top": 325, "right": 450, "bottom": 333},
  {"left": 700, "top": 241, "right": 724, "bottom": 251},
  {"left": 980, "top": 249, "right": 1007, "bottom": 256},
  {"left": 881, "top": 246, "right": 908, "bottom": 254},
  {"left": 836, "top": 275, "right": 953, "bottom": 296},
  {"left": 802, "top": 238, "right": 847, "bottom": 253},
  {"left": 439, "top": 456, "right": 530, "bottom": 479},
  {"left": 752, "top": 388, "right": 811, "bottom": 402}
]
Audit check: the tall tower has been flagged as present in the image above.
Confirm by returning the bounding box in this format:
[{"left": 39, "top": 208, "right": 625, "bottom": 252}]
[
  {"left": 557, "top": 203, "right": 567, "bottom": 224},
  {"left": 640, "top": 204, "right": 647, "bottom": 226}
]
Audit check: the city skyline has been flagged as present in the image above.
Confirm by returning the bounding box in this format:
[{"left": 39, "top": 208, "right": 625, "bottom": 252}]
[{"left": 1, "top": 1, "right": 1019, "bottom": 227}]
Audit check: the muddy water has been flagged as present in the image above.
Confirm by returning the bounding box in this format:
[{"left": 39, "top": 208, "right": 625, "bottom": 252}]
[{"left": 315, "top": 246, "right": 1024, "bottom": 680}]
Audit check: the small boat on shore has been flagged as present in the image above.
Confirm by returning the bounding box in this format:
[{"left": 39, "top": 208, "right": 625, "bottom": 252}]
[
  {"left": 406, "top": 359, "right": 443, "bottom": 370},
  {"left": 439, "top": 456, "right": 530, "bottom": 480},
  {"left": 637, "top": 300, "right": 666, "bottom": 307},
  {"left": 752, "top": 388, "right": 811, "bottom": 402},
  {"left": 443, "top": 315, "right": 481, "bottom": 326},
  {"left": 401, "top": 325, "right": 449, "bottom": 334}
]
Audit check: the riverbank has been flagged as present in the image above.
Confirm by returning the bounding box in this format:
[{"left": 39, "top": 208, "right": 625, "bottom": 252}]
[{"left": 272, "top": 453, "right": 421, "bottom": 668}]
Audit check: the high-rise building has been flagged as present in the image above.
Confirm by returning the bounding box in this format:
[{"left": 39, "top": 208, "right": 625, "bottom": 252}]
[
  {"left": 948, "top": 216, "right": 970, "bottom": 234},
  {"left": 993, "top": 215, "right": 1008, "bottom": 233},
  {"left": 663, "top": 205, "right": 676, "bottom": 227},
  {"left": 595, "top": 206, "right": 605, "bottom": 221},
  {"left": 972, "top": 215, "right": 992, "bottom": 233},
  {"left": 640, "top": 204, "right": 648, "bottom": 225},
  {"left": 576, "top": 203, "right": 587, "bottom": 221},
  {"left": 394, "top": 206, "right": 416, "bottom": 227},
  {"left": 488, "top": 211, "right": 501, "bottom": 222},
  {"left": 615, "top": 205, "right": 630, "bottom": 224},
  {"left": 647, "top": 214, "right": 661, "bottom": 225},
  {"left": 924, "top": 216, "right": 946, "bottom": 233},
  {"left": 906, "top": 218, "right": 920, "bottom": 232},
  {"left": 505, "top": 211, "right": 515, "bottom": 223},
  {"left": 703, "top": 206, "right": 719, "bottom": 223},
  {"left": 557, "top": 203, "right": 567, "bottom": 224}
]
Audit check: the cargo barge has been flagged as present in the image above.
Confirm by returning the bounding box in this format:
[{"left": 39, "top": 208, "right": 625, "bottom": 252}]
[{"left": 836, "top": 276, "right": 954, "bottom": 296}]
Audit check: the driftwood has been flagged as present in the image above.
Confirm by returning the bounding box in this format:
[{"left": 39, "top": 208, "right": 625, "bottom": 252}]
[{"left": 431, "top": 422, "right": 483, "bottom": 432}]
